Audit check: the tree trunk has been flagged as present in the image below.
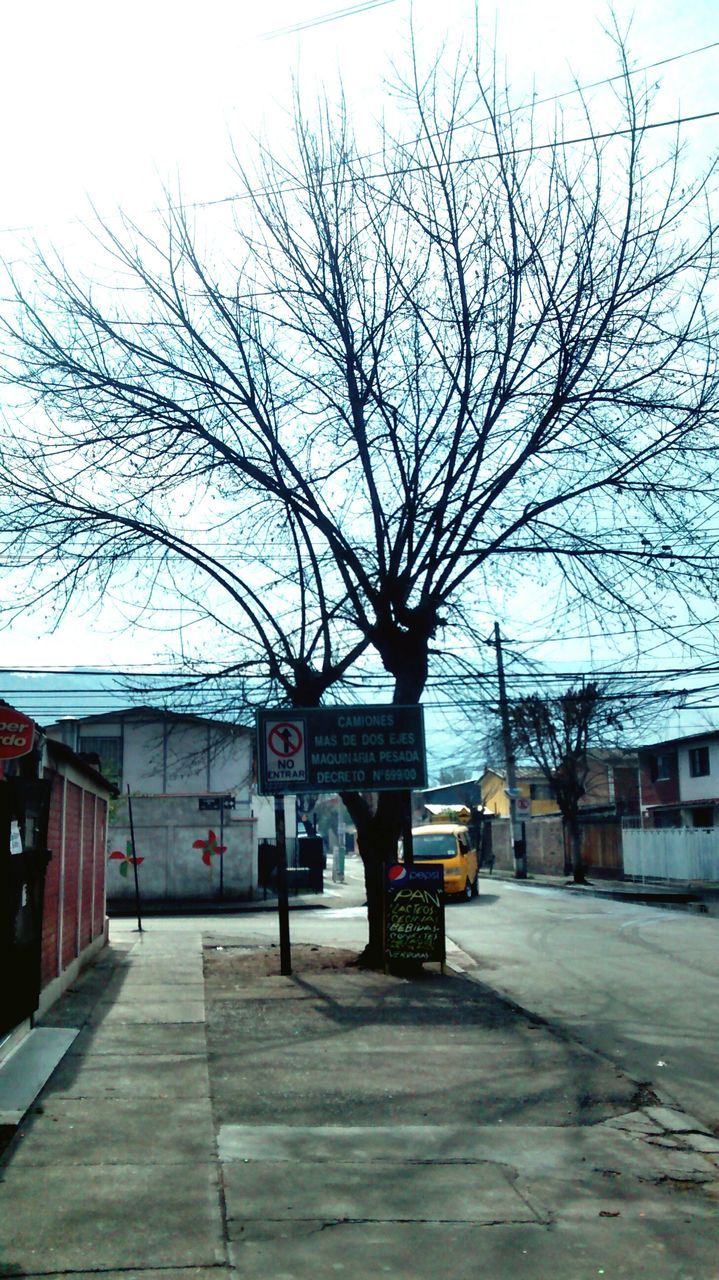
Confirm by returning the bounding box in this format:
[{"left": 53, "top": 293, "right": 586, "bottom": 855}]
[
  {"left": 569, "top": 816, "right": 587, "bottom": 884},
  {"left": 340, "top": 621, "right": 434, "bottom": 965},
  {"left": 362, "top": 852, "right": 385, "bottom": 963},
  {"left": 341, "top": 786, "right": 409, "bottom": 967}
]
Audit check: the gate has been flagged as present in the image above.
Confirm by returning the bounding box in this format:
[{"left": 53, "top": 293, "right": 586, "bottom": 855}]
[{"left": 0, "top": 777, "right": 52, "bottom": 1039}]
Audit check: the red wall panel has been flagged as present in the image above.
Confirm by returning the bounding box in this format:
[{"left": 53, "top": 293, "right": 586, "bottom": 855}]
[
  {"left": 80, "top": 792, "right": 96, "bottom": 947},
  {"left": 61, "top": 782, "right": 83, "bottom": 969},
  {"left": 94, "top": 797, "right": 107, "bottom": 936},
  {"left": 41, "top": 773, "right": 65, "bottom": 986},
  {"left": 39, "top": 769, "right": 110, "bottom": 998}
]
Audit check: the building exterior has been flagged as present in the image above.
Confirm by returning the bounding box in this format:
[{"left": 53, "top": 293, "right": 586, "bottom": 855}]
[
  {"left": 480, "top": 751, "right": 639, "bottom": 820},
  {"left": 45, "top": 707, "right": 296, "bottom": 905},
  {"left": 415, "top": 778, "right": 484, "bottom": 828},
  {"left": 1, "top": 706, "right": 114, "bottom": 1062},
  {"left": 46, "top": 706, "right": 252, "bottom": 795},
  {"left": 480, "top": 766, "right": 559, "bottom": 818},
  {"left": 480, "top": 751, "right": 639, "bottom": 878},
  {"left": 639, "top": 731, "right": 719, "bottom": 828},
  {"left": 417, "top": 779, "right": 484, "bottom": 812}
]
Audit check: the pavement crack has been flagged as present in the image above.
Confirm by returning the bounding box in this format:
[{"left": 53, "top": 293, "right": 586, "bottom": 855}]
[
  {"left": 4, "top": 1267, "right": 230, "bottom": 1277},
  {"left": 307, "top": 1215, "right": 541, "bottom": 1230},
  {"left": 638, "top": 1172, "right": 717, "bottom": 1189}
]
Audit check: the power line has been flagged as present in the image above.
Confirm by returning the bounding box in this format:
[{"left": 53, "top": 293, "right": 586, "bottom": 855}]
[
  {"left": 261, "top": 0, "right": 398, "bottom": 41},
  {"left": 6, "top": 672, "right": 719, "bottom": 694},
  {"left": 330, "top": 37, "right": 719, "bottom": 173},
  {"left": 162, "top": 104, "right": 719, "bottom": 220},
  {"left": 0, "top": 35, "right": 717, "bottom": 240}
]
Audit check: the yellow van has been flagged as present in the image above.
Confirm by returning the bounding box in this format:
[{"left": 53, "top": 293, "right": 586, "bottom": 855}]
[{"left": 405, "top": 823, "right": 479, "bottom": 900}]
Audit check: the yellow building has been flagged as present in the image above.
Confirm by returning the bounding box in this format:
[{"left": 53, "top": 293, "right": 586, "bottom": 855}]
[
  {"left": 480, "top": 767, "right": 557, "bottom": 818},
  {"left": 480, "top": 752, "right": 639, "bottom": 819}
]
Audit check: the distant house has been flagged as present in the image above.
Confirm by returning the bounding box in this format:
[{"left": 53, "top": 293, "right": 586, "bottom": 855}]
[
  {"left": 479, "top": 752, "right": 639, "bottom": 878},
  {"left": 416, "top": 778, "right": 484, "bottom": 823},
  {"left": 480, "top": 766, "right": 558, "bottom": 818},
  {"left": 419, "top": 778, "right": 483, "bottom": 808},
  {"left": 639, "top": 731, "right": 719, "bottom": 828},
  {"left": 45, "top": 707, "right": 294, "bottom": 905},
  {"left": 480, "top": 751, "right": 639, "bottom": 820}
]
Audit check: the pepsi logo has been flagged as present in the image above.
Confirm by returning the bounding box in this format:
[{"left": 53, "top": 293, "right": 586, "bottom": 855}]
[{"left": 387, "top": 864, "right": 407, "bottom": 883}]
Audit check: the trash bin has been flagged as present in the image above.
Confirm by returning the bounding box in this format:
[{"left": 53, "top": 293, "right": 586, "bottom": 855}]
[{"left": 297, "top": 836, "right": 324, "bottom": 892}]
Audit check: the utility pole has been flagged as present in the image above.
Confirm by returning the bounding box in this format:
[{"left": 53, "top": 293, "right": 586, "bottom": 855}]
[
  {"left": 494, "top": 623, "right": 527, "bottom": 879},
  {"left": 274, "top": 793, "right": 292, "bottom": 975}
]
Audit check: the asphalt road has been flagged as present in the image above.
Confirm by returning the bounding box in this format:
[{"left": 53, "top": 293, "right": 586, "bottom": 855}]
[
  {"left": 442, "top": 879, "right": 719, "bottom": 1133},
  {"left": 200, "top": 862, "right": 719, "bottom": 1135}
]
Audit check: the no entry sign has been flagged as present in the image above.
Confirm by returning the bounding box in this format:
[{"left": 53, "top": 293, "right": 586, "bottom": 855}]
[
  {"left": 261, "top": 717, "right": 308, "bottom": 790},
  {"left": 256, "top": 704, "right": 426, "bottom": 795}
]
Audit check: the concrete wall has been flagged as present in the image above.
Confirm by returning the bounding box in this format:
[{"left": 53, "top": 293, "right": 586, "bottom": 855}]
[
  {"left": 107, "top": 794, "right": 257, "bottom": 902},
  {"left": 121, "top": 719, "right": 252, "bottom": 795},
  {"left": 488, "top": 814, "right": 622, "bottom": 877},
  {"left": 678, "top": 739, "right": 719, "bottom": 803}
]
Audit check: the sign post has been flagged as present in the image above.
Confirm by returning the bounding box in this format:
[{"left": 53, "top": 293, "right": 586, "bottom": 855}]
[
  {"left": 255, "top": 704, "right": 429, "bottom": 972},
  {"left": 274, "top": 793, "right": 291, "bottom": 975},
  {"left": 198, "top": 797, "right": 236, "bottom": 900},
  {"left": 126, "top": 786, "right": 143, "bottom": 934}
]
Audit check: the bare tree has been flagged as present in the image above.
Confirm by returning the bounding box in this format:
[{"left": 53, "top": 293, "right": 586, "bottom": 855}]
[
  {"left": 508, "top": 681, "right": 620, "bottom": 882},
  {"left": 1, "top": 32, "right": 718, "bottom": 957}
]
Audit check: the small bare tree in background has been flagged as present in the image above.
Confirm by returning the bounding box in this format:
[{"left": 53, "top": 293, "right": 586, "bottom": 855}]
[{"left": 508, "top": 682, "right": 627, "bottom": 882}]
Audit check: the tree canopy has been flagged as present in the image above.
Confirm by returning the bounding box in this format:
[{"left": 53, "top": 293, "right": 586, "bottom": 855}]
[{"left": 1, "top": 32, "right": 718, "bottom": 951}]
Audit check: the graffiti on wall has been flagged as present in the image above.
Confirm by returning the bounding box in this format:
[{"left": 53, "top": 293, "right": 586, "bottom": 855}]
[
  {"left": 193, "top": 829, "right": 227, "bottom": 866},
  {"left": 108, "top": 841, "right": 145, "bottom": 878}
]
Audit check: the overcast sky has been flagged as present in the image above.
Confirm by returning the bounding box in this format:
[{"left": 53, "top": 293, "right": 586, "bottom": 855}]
[
  {"left": 1, "top": 0, "right": 716, "bottom": 229},
  {"left": 1, "top": 0, "right": 718, "bottom": 745}
]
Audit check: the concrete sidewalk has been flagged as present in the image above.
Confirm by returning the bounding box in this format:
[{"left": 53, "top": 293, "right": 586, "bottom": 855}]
[
  {"left": 486, "top": 868, "right": 719, "bottom": 914},
  {"left": 1, "top": 917, "right": 718, "bottom": 1278}
]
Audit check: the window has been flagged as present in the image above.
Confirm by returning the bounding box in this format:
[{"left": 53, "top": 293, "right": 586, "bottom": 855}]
[
  {"left": 649, "top": 752, "right": 675, "bottom": 782},
  {"left": 411, "top": 833, "right": 458, "bottom": 860},
  {"left": 653, "top": 809, "right": 681, "bottom": 828},
  {"left": 688, "top": 746, "right": 710, "bottom": 778},
  {"left": 78, "top": 735, "right": 121, "bottom": 784},
  {"left": 529, "top": 782, "right": 552, "bottom": 800},
  {"left": 690, "top": 806, "right": 714, "bottom": 828}
]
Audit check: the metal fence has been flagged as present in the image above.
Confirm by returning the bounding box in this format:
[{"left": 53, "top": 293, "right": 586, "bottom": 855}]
[{"left": 622, "top": 828, "right": 719, "bottom": 882}]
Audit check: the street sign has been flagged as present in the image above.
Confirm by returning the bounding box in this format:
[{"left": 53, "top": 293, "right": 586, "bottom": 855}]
[
  {"left": 0, "top": 707, "right": 35, "bottom": 761},
  {"left": 198, "top": 795, "right": 236, "bottom": 811},
  {"left": 261, "top": 716, "right": 309, "bottom": 791},
  {"left": 515, "top": 795, "right": 531, "bottom": 819},
  {"left": 256, "top": 704, "right": 427, "bottom": 795}
]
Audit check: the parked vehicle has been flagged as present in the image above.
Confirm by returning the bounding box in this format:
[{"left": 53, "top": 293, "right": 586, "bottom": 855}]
[{"left": 403, "top": 823, "right": 479, "bottom": 900}]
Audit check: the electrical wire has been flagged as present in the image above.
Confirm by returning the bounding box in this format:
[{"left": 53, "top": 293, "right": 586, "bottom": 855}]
[
  {"left": 261, "top": 0, "right": 398, "bottom": 40},
  {"left": 0, "top": 34, "right": 717, "bottom": 238}
]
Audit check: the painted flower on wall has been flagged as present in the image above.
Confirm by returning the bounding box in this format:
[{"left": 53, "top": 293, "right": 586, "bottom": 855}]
[
  {"left": 109, "top": 841, "right": 145, "bottom": 878},
  {"left": 193, "top": 830, "right": 227, "bottom": 866}
]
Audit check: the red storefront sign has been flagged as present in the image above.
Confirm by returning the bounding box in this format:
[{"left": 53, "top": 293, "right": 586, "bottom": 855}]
[{"left": 0, "top": 706, "right": 35, "bottom": 760}]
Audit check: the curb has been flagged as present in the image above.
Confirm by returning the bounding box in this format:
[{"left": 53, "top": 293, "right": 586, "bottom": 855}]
[{"left": 482, "top": 871, "right": 713, "bottom": 912}]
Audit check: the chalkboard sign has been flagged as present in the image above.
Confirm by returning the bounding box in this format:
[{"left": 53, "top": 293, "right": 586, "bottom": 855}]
[{"left": 385, "top": 864, "right": 445, "bottom": 964}]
